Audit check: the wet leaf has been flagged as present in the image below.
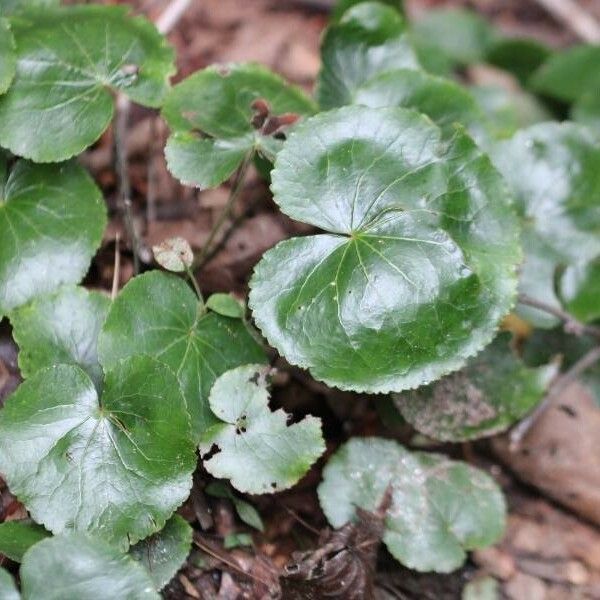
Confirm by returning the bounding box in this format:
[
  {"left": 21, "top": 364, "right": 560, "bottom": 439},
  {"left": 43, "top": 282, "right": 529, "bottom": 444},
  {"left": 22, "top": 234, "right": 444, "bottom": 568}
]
[
  {"left": 0, "top": 158, "right": 106, "bottom": 317},
  {"left": 10, "top": 286, "right": 110, "bottom": 386},
  {"left": 200, "top": 364, "right": 325, "bottom": 494},
  {"left": 163, "top": 63, "right": 315, "bottom": 189},
  {"left": 0, "top": 5, "right": 175, "bottom": 162},
  {"left": 98, "top": 271, "right": 267, "bottom": 440},
  {"left": 21, "top": 533, "right": 159, "bottom": 599},
  {"left": 317, "top": 2, "right": 418, "bottom": 109},
  {"left": 0, "top": 357, "right": 196, "bottom": 549},
  {"left": 0, "top": 520, "right": 50, "bottom": 562},
  {"left": 0, "top": 19, "right": 15, "bottom": 95},
  {"left": 250, "top": 106, "right": 520, "bottom": 393},
  {"left": 130, "top": 515, "right": 192, "bottom": 590},
  {"left": 318, "top": 437, "right": 506, "bottom": 572},
  {"left": 395, "top": 332, "right": 556, "bottom": 441},
  {"left": 152, "top": 237, "right": 193, "bottom": 272}
]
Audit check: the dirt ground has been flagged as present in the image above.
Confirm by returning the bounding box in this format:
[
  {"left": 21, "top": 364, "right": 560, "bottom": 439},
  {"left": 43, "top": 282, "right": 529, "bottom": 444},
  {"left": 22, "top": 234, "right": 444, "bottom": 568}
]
[{"left": 2, "top": 0, "right": 600, "bottom": 598}]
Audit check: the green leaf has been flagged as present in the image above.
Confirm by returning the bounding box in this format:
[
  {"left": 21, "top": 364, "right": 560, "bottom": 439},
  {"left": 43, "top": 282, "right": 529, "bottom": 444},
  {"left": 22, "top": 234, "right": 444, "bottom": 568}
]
[
  {"left": 572, "top": 93, "right": 600, "bottom": 131},
  {"left": 0, "top": 0, "right": 59, "bottom": 15},
  {"left": 129, "top": 515, "right": 192, "bottom": 590},
  {"left": 0, "top": 5, "right": 175, "bottom": 162},
  {"left": 163, "top": 63, "right": 315, "bottom": 189},
  {"left": 223, "top": 533, "right": 253, "bottom": 549},
  {"left": 332, "top": 0, "right": 403, "bottom": 22},
  {"left": 205, "top": 293, "right": 244, "bottom": 319},
  {"left": 98, "top": 271, "right": 267, "bottom": 441},
  {"left": 560, "top": 258, "right": 600, "bottom": 323},
  {"left": 21, "top": 533, "right": 159, "bottom": 600},
  {"left": 10, "top": 286, "right": 110, "bottom": 386},
  {"left": 250, "top": 106, "right": 520, "bottom": 393},
  {"left": 0, "top": 568, "right": 19, "bottom": 600},
  {"left": 395, "top": 332, "right": 556, "bottom": 441},
  {"left": 318, "top": 437, "right": 506, "bottom": 572},
  {"left": 531, "top": 44, "right": 600, "bottom": 103},
  {"left": 317, "top": 2, "right": 418, "bottom": 109},
  {"left": 0, "top": 159, "right": 106, "bottom": 317},
  {"left": 0, "top": 521, "right": 50, "bottom": 562},
  {"left": 199, "top": 365, "right": 325, "bottom": 494},
  {"left": 0, "top": 19, "right": 16, "bottom": 95},
  {"left": 0, "top": 357, "right": 196, "bottom": 549},
  {"left": 205, "top": 481, "right": 264, "bottom": 531},
  {"left": 152, "top": 236, "right": 193, "bottom": 272},
  {"left": 486, "top": 37, "right": 552, "bottom": 85}
]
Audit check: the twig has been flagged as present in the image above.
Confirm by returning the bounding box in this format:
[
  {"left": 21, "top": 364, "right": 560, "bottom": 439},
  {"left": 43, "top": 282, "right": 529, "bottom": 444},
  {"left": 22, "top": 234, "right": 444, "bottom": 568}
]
[
  {"left": 155, "top": 0, "right": 193, "bottom": 35},
  {"left": 517, "top": 293, "right": 600, "bottom": 341},
  {"left": 531, "top": 0, "right": 600, "bottom": 43},
  {"left": 111, "top": 234, "right": 121, "bottom": 300},
  {"left": 510, "top": 344, "right": 600, "bottom": 449}
]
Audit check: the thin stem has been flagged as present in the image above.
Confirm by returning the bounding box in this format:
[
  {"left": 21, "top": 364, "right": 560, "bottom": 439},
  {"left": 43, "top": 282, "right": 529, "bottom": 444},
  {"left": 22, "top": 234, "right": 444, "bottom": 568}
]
[
  {"left": 194, "top": 153, "right": 253, "bottom": 270},
  {"left": 185, "top": 264, "right": 204, "bottom": 308},
  {"left": 517, "top": 293, "right": 600, "bottom": 341},
  {"left": 510, "top": 344, "right": 600, "bottom": 449},
  {"left": 111, "top": 234, "right": 121, "bottom": 301}
]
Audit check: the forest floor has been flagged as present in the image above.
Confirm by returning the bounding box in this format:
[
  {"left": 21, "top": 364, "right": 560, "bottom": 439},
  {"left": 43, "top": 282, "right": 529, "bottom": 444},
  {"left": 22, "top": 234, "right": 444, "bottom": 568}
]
[{"left": 2, "top": 0, "right": 600, "bottom": 598}]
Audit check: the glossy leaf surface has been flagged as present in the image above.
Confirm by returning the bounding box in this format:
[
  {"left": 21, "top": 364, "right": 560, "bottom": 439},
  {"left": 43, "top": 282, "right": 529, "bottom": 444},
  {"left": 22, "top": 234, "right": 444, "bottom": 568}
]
[
  {"left": 318, "top": 437, "right": 505, "bottom": 572},
  {"left": 200, "top": 365, "right": 325, "bottom": 494},
  {"left": 395, "top": 333, "right": 556, "bottom": 441},
  {"left": 0, "top": 521, "right": 50, "bottom": 562},
  {"left": 250, "top": 106, "right": 520, "bottom": 393},
  {"left": 0, "top": 5, "right": 175, "bottom": 162},
  {"left": 21, "top": 533, "right": 159, "bottom": 600},
  {"left": 0, "top": 158, "right": 106, "bottom": 317},
  {"left": 163, "top": 63, "right": 315, "bottom": 188},
  {"left": 0, "top": 358, "right": 196, "bottom": 548},
  {"left": 98, "top": 271, "right": 267, "bottom": 440}
]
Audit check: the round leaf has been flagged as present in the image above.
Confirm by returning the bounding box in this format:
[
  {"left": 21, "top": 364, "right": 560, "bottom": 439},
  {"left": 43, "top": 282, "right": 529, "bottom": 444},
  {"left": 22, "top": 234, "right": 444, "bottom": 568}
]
[
  {"left": 0, "top": 358, "right": 196, "bottom": 548},
  {"left": 0, "top": 19, "right": 16, "bottom": 95},
  {"left": 395, "top": 332, "right": 556, "bottom": 441},
  {"left": 0, "top": 568, "right": 19, "bottom": 600},
  {"left": 163, "top": 63, "right": 316, "bottom": 189},
  {"left": 250, "top": 106, "right": 520, "bottom": 393},
  {"left": 560, "top": 258, "right": 600, "bottom": 323},
  {"left": 130, "top": 515, "right": 192, "bottom": 590},
  {"left": 199, "top": 365, "right": 325, "bottom": 494},
  {"left": 0, "top": 5, "right": 175, "bottom": 162},
  {"left": 0, "top": 520, "right": 50, "bottom": 562},
  {"left": 316, "top": 2, "right": 418, "bottom": 109},
  {"left": 0, "top": 159, "right": 106, "bottom": 317},
  {"left": 21, "top": 533, "right": 159, "bottom": 600},
  {"left": 10, "top": 286, "right": 110, "bottom": 386},
  {"left": 98, "top": 271, "right": 267, "bottom": 440},
  {"left": 152, "top": 236, "right": 193, "bottom": 272},
  {"left": 318, "top": 437, "right": 506, "bottom": 572}
]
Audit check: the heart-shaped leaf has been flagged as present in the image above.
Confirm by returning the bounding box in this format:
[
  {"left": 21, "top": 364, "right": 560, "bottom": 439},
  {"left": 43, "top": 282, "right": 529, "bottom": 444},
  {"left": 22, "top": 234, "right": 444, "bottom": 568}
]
[
  {"left": 0, "top": 568, "right": 19, "bottom": 600},
  {"left": 0, "top": 5, "right": 175, "bottom": 162},
  {"left": 531, "top": 44, "right": 600, "bottom": 103},
  {"left": 0, "top": 19, "right": 16, "bottom": 95},
  {"left": 0, "top": 357, "right": 196, "bottom": 549},
  {"left": 491, "top": 123, "right": 600, "bottom": 326},
  {"left": 0, "top": 157, "right": 106, "bottom": 317},
  {"left": 21, "top": 533, "right": 159, "bottom": 600},
  {"left": 395, "top": 332, "right": 556, "bottom": 441},
  {"left": 130, "top": 515, "right": 192, "bottom": 590},
  {"left": 199, "top": 365, "right": 325, "bottom": 494},
  {"left": 317, "top": 2, "right": 419, "bottom": 109},
  {"left": 560, "top": 258, "right": 600, "bottom": 323},
  {"left": 249, "top": 106, "right": 520, "bottom": 393},
  {"left": 0, "top": 521, "right": 50, "bottom": 562},
  {"left": 10, "top": 286, "right": 110, "bottom": 386},
  {"left": 98, "top": 271, "right": 267, "bottom": 441},
  {"left": 318, "top": 437, "right": 506, "bottom": 572},
  {"left": 163, "top": 63, "right": 316, "bottom": 189}
]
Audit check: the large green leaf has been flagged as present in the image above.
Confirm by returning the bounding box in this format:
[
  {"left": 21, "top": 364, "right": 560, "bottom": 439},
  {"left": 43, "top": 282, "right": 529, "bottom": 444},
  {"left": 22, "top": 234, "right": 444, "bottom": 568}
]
[
  {"left": 199, "top": 365, "right": 325, "bottom": 494},
  {"left": 531, "top": 45, "right": 600, "bottom": 103},
  {"left": 560, "top": 258, "right": 600, "bottom": 323},
  {"left": 21, "top": 533, "right": 159, "bottom": 600},
  {"left": 0, "top": 19, "right": 16, "bottom": 95},
  {"left": 0, "top": 568, "right": 19, "bottom": 600},
  {"left": 486, "top": 37, "right": 552, "bottom": 85},
  {"left": 491, "top": 123, "right": 600, "bottom": 326},
  {"left": 395, "top": 332, "right": 556, "bottom": 441},
  {"left": 130, "top": 515, "right": 192, "bottom": 590},
  {"left": 316, "top": 2, "right": 419, "bottom": 109},
  {"left": 0, "top": 521, "right": 50, "bottom": 562},
  {"left": 0, "top": 158, "right": 106, "bottom": 317},
  {"left": 163, "top": 63, "right": 316, "bottom": 189},
  {"left": 0, "top": 357, "right": 196, "bottom": 549},
  {"left": 98, "top": 271, "right": 267, "bottom": 440},
  {"left": 0, "top": 5, "right": 174, "bottom": 162},
  {"left": 318, "top": 437, "right": 506, "bottom": 572},
  {"left": 10, "top": 286, "right": 110, "bottom": 386},
  {"left": 249, "top": 106, "right": 520, "bottom": 393}
]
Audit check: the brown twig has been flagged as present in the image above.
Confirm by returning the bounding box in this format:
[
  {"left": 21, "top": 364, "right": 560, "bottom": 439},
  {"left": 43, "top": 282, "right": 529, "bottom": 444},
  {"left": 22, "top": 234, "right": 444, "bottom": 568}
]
[{"left": 531, "top": 0, "right": 600, "bottom": 42}]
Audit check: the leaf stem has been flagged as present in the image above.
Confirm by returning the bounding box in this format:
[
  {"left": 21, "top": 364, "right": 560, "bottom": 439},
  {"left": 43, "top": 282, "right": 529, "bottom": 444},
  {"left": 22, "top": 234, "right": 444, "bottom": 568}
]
[{"left": 185, "top": 264, "right": 204, "bottom": 309}]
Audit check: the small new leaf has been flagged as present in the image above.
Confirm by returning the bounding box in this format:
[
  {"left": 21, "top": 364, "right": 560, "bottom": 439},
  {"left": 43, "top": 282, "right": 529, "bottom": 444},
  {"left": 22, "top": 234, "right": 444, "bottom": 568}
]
[
  {"left": 200, "top": 365, "right": 325, "bottom": 494},
  {"left": 318, "top": 437, "right": 506, "bottom": 573},
  {"left": 205, "top": 293, "right": 244, "bottom": 319},
  {"left": 205, "top": 481, "right": 264, "bottom": 531},
  {"left": 153, "top": 237, "right": 194, "bottom": 272}
]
